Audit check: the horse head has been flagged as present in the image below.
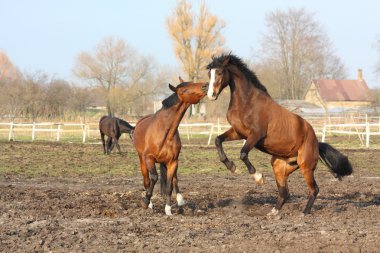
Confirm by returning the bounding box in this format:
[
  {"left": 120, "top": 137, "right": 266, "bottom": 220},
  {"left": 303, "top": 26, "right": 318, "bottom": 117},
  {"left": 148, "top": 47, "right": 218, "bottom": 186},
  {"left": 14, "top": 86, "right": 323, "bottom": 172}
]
[
  {"left": 168, "top": 77, "right": 208, "bottom": 104},
  {"left": 206, "top": 53, "right": 233, "bottom": 100}
]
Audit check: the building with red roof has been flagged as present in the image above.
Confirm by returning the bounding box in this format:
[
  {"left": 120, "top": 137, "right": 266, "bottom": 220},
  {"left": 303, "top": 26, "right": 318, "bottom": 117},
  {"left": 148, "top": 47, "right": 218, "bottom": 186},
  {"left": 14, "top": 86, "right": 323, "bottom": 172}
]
[{"left": 304, "top": 69, "right": 372, "bottom": 109}]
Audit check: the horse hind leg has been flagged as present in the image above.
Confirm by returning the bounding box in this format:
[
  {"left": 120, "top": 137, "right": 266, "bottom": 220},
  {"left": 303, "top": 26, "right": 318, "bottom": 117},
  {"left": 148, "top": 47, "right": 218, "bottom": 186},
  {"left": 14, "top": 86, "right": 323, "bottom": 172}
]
[
  {"left": 300, "top": 165, "right": 319, "bottom": 214},
  {"left": 100, "top": 133, "right": 106, "bottom": 154},
  {"left": 298, "top": 149, "right": 319, "bottom": 214},
  {"left": 106, "top": 137, "right": 112, "bottom": 154},
  {"left": 268, "top": 156, "right": 300, "bottom": 216},
  {"left": 114, "top": 136, "right": 122, "bottom": 154}
]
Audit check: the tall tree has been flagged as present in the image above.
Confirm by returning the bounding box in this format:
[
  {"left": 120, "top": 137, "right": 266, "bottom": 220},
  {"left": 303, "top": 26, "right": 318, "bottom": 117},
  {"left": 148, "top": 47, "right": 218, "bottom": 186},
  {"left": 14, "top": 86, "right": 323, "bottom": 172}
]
[
  {"left": 167, "top": 0, "right": 225, "bottom": 82},
  {"left": 0, "top": 50, "right": 18, "bottom": 81},
  {"left": 255, "top": 8, "right": 347, "bottom": 99},
  {"left": 73, "top": 37, "right": 149, "bottom": 115}
]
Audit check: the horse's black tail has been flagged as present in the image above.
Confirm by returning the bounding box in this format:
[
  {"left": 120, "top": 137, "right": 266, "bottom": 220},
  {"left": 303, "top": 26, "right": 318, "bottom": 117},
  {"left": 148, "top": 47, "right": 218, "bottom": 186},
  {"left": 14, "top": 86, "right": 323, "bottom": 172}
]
[
  {"left": 318, "top": 142, "right": 353, "bottom": 180},
  {"left": 159, "top": 163, "right": 167, "bottom": 195}
]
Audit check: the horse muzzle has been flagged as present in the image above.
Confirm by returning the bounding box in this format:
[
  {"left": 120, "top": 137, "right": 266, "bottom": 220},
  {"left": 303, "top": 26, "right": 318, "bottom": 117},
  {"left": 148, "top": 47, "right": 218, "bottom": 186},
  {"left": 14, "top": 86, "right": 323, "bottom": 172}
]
[{"left": 207, "top": 92, "right": 218, "bottom": 100}]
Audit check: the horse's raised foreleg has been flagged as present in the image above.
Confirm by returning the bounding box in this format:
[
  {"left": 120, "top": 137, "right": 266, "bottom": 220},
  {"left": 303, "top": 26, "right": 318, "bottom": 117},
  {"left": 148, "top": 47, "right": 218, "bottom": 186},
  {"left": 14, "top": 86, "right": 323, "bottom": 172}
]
[
  {"left": 215, "top": 127, "right": 242, "bottom": 172},
  {"left": 100, "top": 133, "right": 106, "bottom": 154},
  {"left": 240, "top": 134, "right": 264, "bottom": 185},
  {"left": 163, "top": 160, "right": 178, "bottom": 215}
]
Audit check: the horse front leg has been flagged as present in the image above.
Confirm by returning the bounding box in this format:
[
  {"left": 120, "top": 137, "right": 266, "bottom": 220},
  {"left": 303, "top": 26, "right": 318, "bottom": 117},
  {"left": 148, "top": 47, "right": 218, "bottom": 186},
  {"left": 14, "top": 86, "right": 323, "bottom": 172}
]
[
  {"left": 164, "top": 160, "right": 178, "bottom": 216},
  {"left": 141, "top": 158, "right": 158, "bottom": 209},
  {"left": 172, "top": 170, "right": 185, "bottom": 206},
  {"left": 240, "top": 134, "right": 264, "bottom": 185},
  {"left": 215, "top": 127, "right": 242, "bottom": 173}
]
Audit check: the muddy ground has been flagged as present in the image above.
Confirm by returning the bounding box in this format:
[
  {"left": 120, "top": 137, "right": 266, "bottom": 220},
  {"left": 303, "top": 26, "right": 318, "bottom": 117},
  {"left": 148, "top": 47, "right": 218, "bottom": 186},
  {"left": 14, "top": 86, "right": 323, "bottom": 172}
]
[{"left": 0, "top": 141, "right": 379, "bottom": 252}]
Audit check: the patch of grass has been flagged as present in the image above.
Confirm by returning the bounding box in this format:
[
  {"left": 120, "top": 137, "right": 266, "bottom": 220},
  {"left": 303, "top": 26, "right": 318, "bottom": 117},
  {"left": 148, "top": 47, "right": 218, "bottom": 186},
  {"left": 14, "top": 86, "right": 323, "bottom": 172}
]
[{"left": 1, "top": 140, "right": 379, "bottom": 178}]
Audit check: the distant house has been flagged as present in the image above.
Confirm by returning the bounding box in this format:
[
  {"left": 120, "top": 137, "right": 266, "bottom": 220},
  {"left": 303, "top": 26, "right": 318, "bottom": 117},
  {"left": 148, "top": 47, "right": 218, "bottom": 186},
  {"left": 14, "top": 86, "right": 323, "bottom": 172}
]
[{"left": 304, "top": 69, "right": 372, "bottom": 110}]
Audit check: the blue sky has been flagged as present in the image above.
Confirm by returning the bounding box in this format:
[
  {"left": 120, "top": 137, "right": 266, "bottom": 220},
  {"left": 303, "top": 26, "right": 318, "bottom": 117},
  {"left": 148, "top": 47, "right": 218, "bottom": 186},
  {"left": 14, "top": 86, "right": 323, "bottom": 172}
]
[{"left": 1, "top": 0, "right": 380, "bottom": 87}]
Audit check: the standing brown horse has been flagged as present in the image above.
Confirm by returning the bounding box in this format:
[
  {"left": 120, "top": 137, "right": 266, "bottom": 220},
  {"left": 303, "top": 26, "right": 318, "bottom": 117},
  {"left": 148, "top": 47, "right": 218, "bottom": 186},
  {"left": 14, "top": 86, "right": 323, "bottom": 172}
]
[
  {"left": 99, "top": 116, "right": 134, "bottom": 154},
  {"left": 206, "top": 53, "right": 352, "bottom": 215},
  {"left": 133, "top": 78, "right": 207, "bottom": 215}
]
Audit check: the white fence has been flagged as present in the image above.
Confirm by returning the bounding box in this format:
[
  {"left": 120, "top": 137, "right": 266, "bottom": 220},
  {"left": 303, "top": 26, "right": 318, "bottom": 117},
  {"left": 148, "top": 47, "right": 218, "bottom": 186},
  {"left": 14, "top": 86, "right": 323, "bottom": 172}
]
[
  {"left": 0, "top": 122, "right": 87, "bottom": 143},
  {"left": 2, "top": 116, "right": 380, "bottom": 147},
  {"left": 322, "top": 122, "right": 380, "bottom": 148}
]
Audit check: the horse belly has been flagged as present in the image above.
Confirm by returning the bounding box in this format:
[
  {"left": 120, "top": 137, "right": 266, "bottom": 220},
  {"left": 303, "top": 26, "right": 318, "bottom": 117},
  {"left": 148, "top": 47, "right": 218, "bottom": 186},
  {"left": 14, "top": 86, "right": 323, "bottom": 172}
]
[{"left": 257, "top": 135, "right": 299, "bottom": 158}]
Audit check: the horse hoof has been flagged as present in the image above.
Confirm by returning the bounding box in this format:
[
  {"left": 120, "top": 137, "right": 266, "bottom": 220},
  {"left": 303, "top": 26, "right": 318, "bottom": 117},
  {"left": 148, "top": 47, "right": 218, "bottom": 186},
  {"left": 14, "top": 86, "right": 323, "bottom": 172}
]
[
  {"left": 165, "top": 204, "right": 173, "bottom": 216},
  {"left": 141, "top": 199, "right": 150, "bottom": 209},
  {"left": 176, "top": 193, "right": 186, "bottom": 206},
  {"left": 253, "top": 173, "right": 264, "bottom": 186},
  {"left": 226, "top": 161, "right": 237, "bottom": 173},
  {"left": 267, "top": 207, "right": 279, "bottom": 216}
]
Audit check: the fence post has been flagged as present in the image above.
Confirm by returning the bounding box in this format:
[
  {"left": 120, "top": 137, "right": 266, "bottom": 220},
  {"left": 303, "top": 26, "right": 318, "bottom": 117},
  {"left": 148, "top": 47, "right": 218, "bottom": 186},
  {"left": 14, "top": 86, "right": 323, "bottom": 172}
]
[
  {"left": 87, "top": 124, "right": 90, "bottom": 139},
  {"left": 56, "top": 124, "right": 61, "bottom": 142},
  {"left": 32, "top": 122, "right": 35, "bottom": 141},
  {"left": 217, "top": 118, "right": 220, "bottom": 135},
  {"left": 366, "top": 116, "right": 370, "bottom": 148},
  {"left": 82, "top": 124, "right": 86, "bottom": 143},
  {"left": 322, "top": 123, "right": 326, "bottom": 142},
  {"left": 8, "top": 122, "right": 14, "bottom": 141},
  {"left": 208, "top": 124, "right": 214, "bottom": 146}
]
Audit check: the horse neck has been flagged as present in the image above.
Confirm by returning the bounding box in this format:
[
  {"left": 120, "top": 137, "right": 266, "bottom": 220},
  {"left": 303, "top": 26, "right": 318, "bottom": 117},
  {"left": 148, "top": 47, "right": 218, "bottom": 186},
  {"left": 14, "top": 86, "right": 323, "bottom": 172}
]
[
  {"left": 229, "top": 68, "right": 268, "bottom": 106},
  {"left": 158, "top": 102, "right": 189, "bottom": 140},
  {"left": 118, "top": 120, "right": 133, "bottom": 133}
]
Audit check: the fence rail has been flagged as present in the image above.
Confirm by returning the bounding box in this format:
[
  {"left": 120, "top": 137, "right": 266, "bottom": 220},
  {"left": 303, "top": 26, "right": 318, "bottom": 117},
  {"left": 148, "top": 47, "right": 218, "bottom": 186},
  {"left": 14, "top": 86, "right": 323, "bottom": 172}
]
[{"left": 2, "top": 115, "right": 380, "bottom": 147}]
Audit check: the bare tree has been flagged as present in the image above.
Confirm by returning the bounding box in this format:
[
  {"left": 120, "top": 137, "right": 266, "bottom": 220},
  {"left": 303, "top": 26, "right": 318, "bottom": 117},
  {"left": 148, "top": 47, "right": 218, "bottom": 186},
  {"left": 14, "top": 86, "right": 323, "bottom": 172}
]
[
  {"left": 73, "top": 37, "right": 133, "bottom": 116},
  {"left": 69, "top": 86, "right": 95, "bottom": 123},
  {"left": 45, "top": 79, "right": 72, "bottom": 119},
  {"left": 167, "top": 0, "right": 225, "bottom": 82},
  {"left": 20, "top": 72, "right": 48, "bottom": 121},
  {"left": 256, "top": 8, "right": 347, "bottom": 99}
]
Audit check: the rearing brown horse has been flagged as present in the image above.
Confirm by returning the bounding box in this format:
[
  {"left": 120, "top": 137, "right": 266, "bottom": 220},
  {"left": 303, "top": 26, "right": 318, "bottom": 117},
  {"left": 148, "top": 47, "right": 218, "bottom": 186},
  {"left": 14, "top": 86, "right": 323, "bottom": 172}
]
[
  {"left": 133, "top": 78, "right": 207, "bottom": 215},
  {"left": 206, "top": 53, "right": 352, "bottom": 215}
]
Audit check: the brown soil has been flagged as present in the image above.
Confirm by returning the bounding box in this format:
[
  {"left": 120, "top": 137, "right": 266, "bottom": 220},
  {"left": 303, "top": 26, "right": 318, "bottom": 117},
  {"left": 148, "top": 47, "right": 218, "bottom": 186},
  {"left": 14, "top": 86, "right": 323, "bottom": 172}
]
[{"left": 0, "top": 142, "right": 379, "bottom": 252}]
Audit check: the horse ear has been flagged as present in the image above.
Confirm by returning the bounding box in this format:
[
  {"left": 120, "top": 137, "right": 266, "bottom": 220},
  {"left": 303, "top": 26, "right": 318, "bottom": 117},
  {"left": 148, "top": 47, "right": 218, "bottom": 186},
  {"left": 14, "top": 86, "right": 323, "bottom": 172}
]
[
  {"left": 178, "top": 76, "right": 184, "bottom": 83},
  {"left": 168, "top": 83, "right": 177, "bottom": 92},
  {"left": 222, "top": 55, "right": 230, "bottom": 66}
]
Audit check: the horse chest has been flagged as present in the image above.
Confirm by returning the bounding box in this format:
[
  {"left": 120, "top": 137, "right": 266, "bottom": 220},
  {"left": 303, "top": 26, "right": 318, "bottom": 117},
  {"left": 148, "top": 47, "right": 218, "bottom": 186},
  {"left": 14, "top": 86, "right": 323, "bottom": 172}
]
[{"left": 227, "top": 110, "right": 252, "bottom": 137}]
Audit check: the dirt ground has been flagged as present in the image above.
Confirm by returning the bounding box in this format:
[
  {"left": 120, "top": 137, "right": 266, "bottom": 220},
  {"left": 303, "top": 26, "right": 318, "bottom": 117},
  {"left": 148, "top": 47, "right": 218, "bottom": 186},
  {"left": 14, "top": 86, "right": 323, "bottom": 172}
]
[{"left": 0, "top": 141, "right": 379, "bottom": 252}]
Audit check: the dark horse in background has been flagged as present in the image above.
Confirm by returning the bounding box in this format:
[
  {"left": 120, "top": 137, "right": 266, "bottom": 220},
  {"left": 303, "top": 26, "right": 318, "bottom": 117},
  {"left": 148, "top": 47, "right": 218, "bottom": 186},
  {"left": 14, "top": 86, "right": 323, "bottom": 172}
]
[
  {"left": 206, "top": 53, "right": 352, "bottom": 215},
  {"left": 99, "top": 116, "right": 134, "bottom": 154},
  {"left": 133, "top": 78, "right": 207, "bottom": 215}
]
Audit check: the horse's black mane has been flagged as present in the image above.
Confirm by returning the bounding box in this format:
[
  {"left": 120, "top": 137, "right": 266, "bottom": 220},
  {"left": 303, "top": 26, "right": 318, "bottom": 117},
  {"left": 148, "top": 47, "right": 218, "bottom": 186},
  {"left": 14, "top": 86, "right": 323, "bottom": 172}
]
[
  {"left": 117, "top": 118, "right": 134, "bottom": 131},
  {"left": 207, "top": 53, "right": 269, "bottom": 95},
  {"left": 162, "top": 93, "right": 179, "bottom": 108},
  {"left": 161, "top": 82, "right": 189, "bottom": 109}
]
